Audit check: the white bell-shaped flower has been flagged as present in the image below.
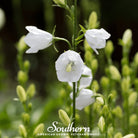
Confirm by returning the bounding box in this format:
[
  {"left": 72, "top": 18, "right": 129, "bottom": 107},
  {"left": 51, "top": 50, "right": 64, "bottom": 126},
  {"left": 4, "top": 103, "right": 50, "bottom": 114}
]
[
  {"left": 68, "top": 65, "right": 92, "bottom": 89},
  {"left": 85, "top": 28, "right": 111, "bottom": 54},
  {"left": 79, "top": 65, "right": 92, "bottom": 89},
  {"left": 24, "top": 26, "right": 53, "bottom": 53},
  {"left": 55, "top": 50, "right": 84, "bottom": 82},
  {"left": 70, "top": 89, "right": 95, "bottom": 110}
]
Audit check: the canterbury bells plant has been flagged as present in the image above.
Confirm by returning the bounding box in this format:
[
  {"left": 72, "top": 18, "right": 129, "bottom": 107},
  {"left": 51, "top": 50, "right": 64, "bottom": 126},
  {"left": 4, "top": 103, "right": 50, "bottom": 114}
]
[{"left": 85, "top": 28, "right": 111, "bottom": 54}]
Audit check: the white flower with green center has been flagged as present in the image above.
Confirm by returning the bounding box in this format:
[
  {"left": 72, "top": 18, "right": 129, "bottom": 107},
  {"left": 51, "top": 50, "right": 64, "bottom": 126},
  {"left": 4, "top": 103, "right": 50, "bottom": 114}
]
[
  {"left": 70, "top": 89, "right": 95, "bottom": 110},
  {"left": 24, "top": 26, "right": 53, "bottom": 53},
  {"left": 55, "top": 50, "right": 84, "bottom": 82},
  {"left": 85, "top": 28, "right": 111, "bottom": 54}
]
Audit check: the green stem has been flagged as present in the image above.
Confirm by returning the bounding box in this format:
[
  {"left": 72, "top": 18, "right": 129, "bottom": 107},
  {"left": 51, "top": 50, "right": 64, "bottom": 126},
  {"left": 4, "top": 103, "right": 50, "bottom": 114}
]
[
  {"left": 89, "top": 105, "right": 92, "bottom": 138},
  {"left": 53, "top": 37, "right": 72, "bottom": 49},
  {"left": 73, "top": 82, "right": 76, "bottom": 128}
]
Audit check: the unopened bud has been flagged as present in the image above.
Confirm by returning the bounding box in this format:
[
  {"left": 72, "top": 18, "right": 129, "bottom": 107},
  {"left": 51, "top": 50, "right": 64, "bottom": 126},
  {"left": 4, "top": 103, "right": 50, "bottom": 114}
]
[
  {"left": 27, "top": 84, "right": 36, "bottom": 99},
  {"left": 122, "top": 65, "right": 130, "bottom": 77},
  {"left": 112, "top": 106, "right": 123, "bottom": 118},
  {"left": 28, "top": 102, "right": 32, "bottom": 111},
  {"left": 53, "top": 0, "right": 66, "bottom": 7},
  {"left": 122, "top": 29, "right": 132, "bottom": 46},
  {"left": 17, "top": 36, "right": 26, "bottom": 52},
  {"left": 114, "top": 132, "right": 123, "bottom": 138},
  {"left": 123, "top": 134, "right": 135, "bottom": 138},
  {"left": 91, "top": 80, "right": 99, "bottom": 92},
  {"left": 58, "top": 109, "right": 70, "bottom": 126},
  {"left": 129, "top": 114, "right": 137, "bottom": 126},
  {"left": 102, "top": 105, "right": 109, "bottom": 117},
  {"left": 17, "top": 71, "right": 28, "bottom": 85},
  {"left": 121, "top": 77, "right": 130, "bottom": 93},
  {"left": 105, "top": 40, "right": 114, "bottom": 57},
  {"left": 91, "top": 59, "right": 98, "bottom": 73},
  {"left": 24, "top": 60, "right": 30, "bottom": 72},
  {"left": 33, "top": 123, "right": 44, "bottom": 136},
  {"left": 0, "top": 8, "right": 6, "bottom": 30},
  {"left": 109, "top": 65, "right": 121, "bottom": 81},
  {"left": 22, "top": 113, "right": 30, "bottom": 125},
  {"left": 98, "top": 116, "right": 105, "bottom": 133},
  {"left": 85, "top": 51, "right": 92, "bottom": 63},
  {"left": 88, "top": 11, "right": 98, "bottom": 29},
  {"left": 16, "top": 85, "right": 26, "bottom": 103},
  {"left": 100, "top": 76, "right": 110, "bottom": 90},
  {"left": 134, "top": 52, "right": 138, "bottom": 66},
  {"left": 84, "top": 39, "right": 91, "bottom": 51},
  {"left": 121, "top": 57, "right": 129, "bottom": 66},
  {"left": 19, "top": 124, "right": 27, "bottom": 138},
  {"left": 128, "top": 92, "right": 137, "bottom": 107},
  {"left": 134, "top": 79, "right": 138, "bottom": 91},
  {"left": 96, "top": 97, "right": 104, "bottom": 105}
]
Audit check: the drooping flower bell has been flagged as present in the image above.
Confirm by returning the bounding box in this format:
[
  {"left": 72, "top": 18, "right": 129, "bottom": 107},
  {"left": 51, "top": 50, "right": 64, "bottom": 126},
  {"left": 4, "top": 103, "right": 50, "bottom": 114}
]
[
  {"left": 70, "top": 89, "right": 95, "bottom": 110},
  {"left": 24, "top": 26, "right": 53, "bottom": 53},
  {"left": 85, "top": 28, "right": 111, "bottom": 54},
  {"left": 55, "top": 50, "right": 84, "bottom": 82}
]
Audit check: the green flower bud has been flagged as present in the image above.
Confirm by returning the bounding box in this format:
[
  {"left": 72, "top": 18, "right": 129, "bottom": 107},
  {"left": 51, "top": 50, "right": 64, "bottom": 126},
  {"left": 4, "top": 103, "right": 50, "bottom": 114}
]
[
  {"left": 108, "top": 126, "right": 114, "bottom": 138},
  {"left": 105, "top": 40, "right": 114, "bottom": 57},
  {"left": 85, "top": 51, "right": 92, "bottom": 63},
  {"left": 93, "top": 102, "right": 102, "bottom": 114},
  {"left": 122, "top": 65, "right": 130, "bottom": 77},
  {"left": 19, "top": 124, "right": 27, "bottom": 138},
  {"left": 17, "top": 71, "right": 28, "bottom": 85},
  {"left": 28, "top": 102, "right": 32, "bottom": 111},
  {"left": 123, "top": 134, "right": 135, "bottom": 138},
  {"left": 0, "top": 8, "right": 6, "bottom": 30},
  {"left": 91, "top": 80, "right": 99, "bottom": 92},
  {"left": 122, "top": 29, "right": 132, "bottom": 46},
  {"left": 75, "top": 113, "right": 80, "bottom": 122},
  {"left": 22, "top": 113, "right": 30, "bottom": 125},
  {"left": 17, "top": 36, "right": 27, "bottom": 52},
  {"left": 112, "top": 106, "right": 123, "bottom": 118},
  {"left": 59, "top": 88, "right": 66, "bottom": 98},
  {"left": 96, "top": 97, "right": 104, "bottom": 105},
  {"left": 84, "top": 106, "right": 89, "bottom": 114},
  {"left": 33, "top": 123, "right": 44, "bottom": 136},
  {"left": 102, "top": 105, "right": 109, "bottom": 117},
  {"left": 26, "top": 84, "right": 36, "bottom": 99},
  {"left": 110, "top": 90, "right": 117, "bottom": 101},
  {"left": 134, "top": 52, "right": 138, "bottom": 66},
  {"left": 121, "top": 77, "right": 130, "bottom": 93},
  {"left": 114, "top": 132, "right": 123, "bottom": 138},
  {"left": 53, "top": 0, "right": 66, "bottom": 7},
  {"left": 84, "top": 39, "right": 91, "bottom": 51},
  {"left": 16, "top": 85, "right": 26, "bottom": 103},
  {"left": 128, "top": 92, "right": 137, "bottom": 107},
  {"left": 58, "top": 109, "right": 70, "bottom": 126},
  {"left": 134, "top": 79, "right": 138, "bottom": 91},
  {"left": 88, "top": 11, "right": 98, "bottom": 29},
  {"left": 100, "top": 76, "right": 110, "bottom": 90},
  {"left": 129, "top": 114, "right": 137, "bottom": 126},
  {"left": 109, "top": 65, "right": 121, "bottom": 81},
  {"left": 98, "top": 116, "right": 105, "bottom": 133},
  {"left": 24, "top": 60, "right": 30, "bottom": 72},
  {"left": 121, "top": 57, "right": 129, "bottom": 66},
  {"left": 91, "top": 59, "right": 98, "bottom": 73}
]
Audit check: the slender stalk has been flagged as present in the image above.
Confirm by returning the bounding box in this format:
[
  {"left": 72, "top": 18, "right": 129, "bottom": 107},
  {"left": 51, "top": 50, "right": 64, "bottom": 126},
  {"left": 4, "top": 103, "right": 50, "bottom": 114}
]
[
  {"left": 73, "top": 82, "right": 76, "bottom": 128},
  {"left": 89, "top": 105, "right": 92, "bottom": 138}
]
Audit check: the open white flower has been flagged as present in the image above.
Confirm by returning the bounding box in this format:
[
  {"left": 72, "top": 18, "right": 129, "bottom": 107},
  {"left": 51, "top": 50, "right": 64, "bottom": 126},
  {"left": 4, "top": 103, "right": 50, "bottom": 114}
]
[
  {"left": 24, "top": 26, "right": 53, "bottom": 53},
  {"left": 85, "top": 28, "right": 111, "bottom": 54},
  {"left": 68, "top": 65, "right": 92, "bottom": 89},
  {"left": 55, "top": 50, "right": 84, "bottom": 82},
  {"left": 79, "top": 65, "right": 92, "bottom": 89},
  {"left": 70, "top": 89, "right": 95, "bottom": 110}
]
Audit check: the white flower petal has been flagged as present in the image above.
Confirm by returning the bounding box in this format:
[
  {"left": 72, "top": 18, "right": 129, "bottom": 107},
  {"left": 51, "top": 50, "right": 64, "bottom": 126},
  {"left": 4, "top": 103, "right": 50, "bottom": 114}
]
[
  {"left": 70, "top": 89, "right": 95, "bottom": 110},
  {"left": 79, "top": 65, "right": 92, "bottom": 89},
  {"left": 24, "top": 26, "right": 53, "bottom": 53},
  {"left": 85, "top": 28, "right": 110, "bottom": 54},
  {"left": 55, "top": 50, "right": 84, "bottom": 82}
]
